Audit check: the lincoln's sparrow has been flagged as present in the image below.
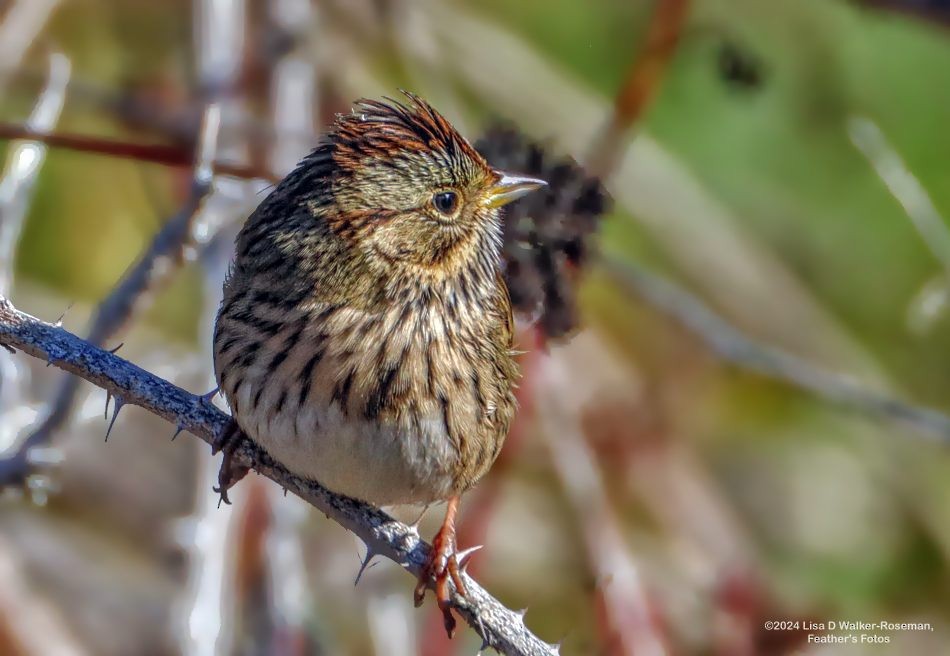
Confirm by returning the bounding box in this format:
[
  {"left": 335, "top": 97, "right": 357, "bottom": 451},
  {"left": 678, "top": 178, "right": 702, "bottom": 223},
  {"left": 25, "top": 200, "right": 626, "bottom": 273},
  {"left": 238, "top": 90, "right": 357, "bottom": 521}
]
[{"left": 212, "top": 92, "right": 544, "bottom": 635}]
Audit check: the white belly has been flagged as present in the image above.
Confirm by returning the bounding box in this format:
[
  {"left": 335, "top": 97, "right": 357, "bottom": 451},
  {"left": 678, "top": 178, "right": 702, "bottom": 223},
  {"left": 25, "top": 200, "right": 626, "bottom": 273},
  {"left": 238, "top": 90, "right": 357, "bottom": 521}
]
[{"left": 234, "top": 381, "right": 457, "bottom": 506}]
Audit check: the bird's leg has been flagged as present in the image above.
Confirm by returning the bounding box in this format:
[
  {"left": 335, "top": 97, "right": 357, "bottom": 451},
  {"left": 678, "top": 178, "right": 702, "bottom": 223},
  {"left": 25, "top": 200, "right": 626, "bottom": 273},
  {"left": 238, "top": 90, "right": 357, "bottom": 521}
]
[
  {"left": 414, "top": 495, "right": 466, "bottom": 638},
  {"left": 212, "top": 418, "right": 249, "bottom": 506}
]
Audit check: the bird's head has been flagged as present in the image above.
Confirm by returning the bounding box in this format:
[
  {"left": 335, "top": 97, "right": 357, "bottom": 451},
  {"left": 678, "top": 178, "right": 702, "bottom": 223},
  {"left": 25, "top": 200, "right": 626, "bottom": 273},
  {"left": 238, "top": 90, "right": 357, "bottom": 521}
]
[{"left": 303, "top": 92, "right": 545, "bottom": 279}]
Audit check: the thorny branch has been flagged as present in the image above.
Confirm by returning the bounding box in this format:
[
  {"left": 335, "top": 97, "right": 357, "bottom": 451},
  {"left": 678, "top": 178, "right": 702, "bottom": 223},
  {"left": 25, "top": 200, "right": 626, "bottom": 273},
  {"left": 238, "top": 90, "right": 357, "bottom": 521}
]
[
  {"left": 0, "top": 295, "right": 559, "bottom": 656},
  {"left": 0, "top": 104, "right": 222, "bottom": 487}
]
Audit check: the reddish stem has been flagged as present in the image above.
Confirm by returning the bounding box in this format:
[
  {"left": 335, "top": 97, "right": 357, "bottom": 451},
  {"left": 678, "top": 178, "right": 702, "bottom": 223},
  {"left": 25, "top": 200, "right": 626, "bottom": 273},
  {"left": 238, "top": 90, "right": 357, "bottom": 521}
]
[
  {"left": 588, "top": 0, "right": 692, "bottom": 176},
  {"left": 0, "top": 122, "right": 277, "bottom": 182}
]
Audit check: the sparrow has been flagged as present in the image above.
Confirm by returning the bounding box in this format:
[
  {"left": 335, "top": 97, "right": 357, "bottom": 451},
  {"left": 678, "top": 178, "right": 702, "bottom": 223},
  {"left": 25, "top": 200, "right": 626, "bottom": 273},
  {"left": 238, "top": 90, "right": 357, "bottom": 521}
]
[{"left": 211, "top": 91, "right": 545, "bottom": 635}]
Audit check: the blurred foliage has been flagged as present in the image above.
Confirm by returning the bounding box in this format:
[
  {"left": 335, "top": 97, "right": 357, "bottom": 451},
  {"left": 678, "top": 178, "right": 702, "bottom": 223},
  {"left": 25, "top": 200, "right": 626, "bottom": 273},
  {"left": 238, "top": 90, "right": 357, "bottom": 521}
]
[{"left": 481, "top": 0, "right": 950, "bottom": 626}]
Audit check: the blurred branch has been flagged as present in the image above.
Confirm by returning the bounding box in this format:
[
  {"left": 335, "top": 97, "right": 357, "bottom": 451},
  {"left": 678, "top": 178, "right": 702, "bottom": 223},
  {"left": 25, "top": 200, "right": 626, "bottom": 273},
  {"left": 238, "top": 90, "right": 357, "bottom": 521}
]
[
  {"left": 368, "top": 591, "right": 417, "bottom": 656},
  {"left": 537, "top": 348, "right": 670, "bottom": 656},
  {"left": 386, "top": 0, "right": 470, "bottom": 136},
  {"left": 0, "top": 122, "right": 274, "bottom": 182},
  {"left": 849, "top": 116, "right": 950, "bottom": 275},
  {"left": 0, "top": 53, "right": 70, "bottom": 294},
  {"left": 601, "top": 255, "right": 950, "bottom": 444},
  {"left": 848, "top": 116, "right": 950, "bottom": 335},
  {"left": 183, "top": 190, "right": 255, "bottom": 656},
  {"left": 182, "top": 2, "right": 277, "bottom": 652},
  {"left": 588, "top": 0, "right": 690, "bottom": 177},
  {"left": 0, "top": 296, "right": 560, "bottom": 656},
  {"left": 0, "top": 0, "right": 61, "bottom": 79},
  {"left": 0, "top": 52, "right": 70, "bottom": 462},
  {"left": 268, "top": 0, "right": 319, "bottom": 176},
  {"left": 0, "top": 535, "right": 86, "bottom": 656},
  {"left": 254, "top": 3, "right": 320, "bottom": 650},
  {"left": 0, "top": 104, "right": 222, "bottom": 488}
]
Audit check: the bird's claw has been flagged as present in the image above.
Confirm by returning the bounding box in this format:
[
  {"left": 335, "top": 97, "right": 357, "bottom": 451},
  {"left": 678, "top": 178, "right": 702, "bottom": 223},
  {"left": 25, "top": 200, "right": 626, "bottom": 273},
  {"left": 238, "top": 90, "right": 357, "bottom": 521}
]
[
  {"left": 414, "top": 505, "right": 468, "bottom": 639},
  {"left": 212, "top": 419, "right": 249, "bottom": 506},
  {"left": 211, "top": 417, "right": 241, "bottom": 455}
]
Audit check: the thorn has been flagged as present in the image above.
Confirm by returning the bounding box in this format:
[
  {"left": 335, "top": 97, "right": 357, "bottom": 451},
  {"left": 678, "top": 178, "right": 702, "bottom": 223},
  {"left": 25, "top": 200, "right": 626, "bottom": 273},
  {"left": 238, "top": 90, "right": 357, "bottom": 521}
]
[
  {"left": 476, "top": 615, "right": 488, "bottom": 651},
  {"left": 104, "top": 391, "right": 112, "bottom": 420},
  {"left": 457, "top": 544, "right": 483, "bottom": 571},
  {"left": 104, "top": 396, "right": 124, "bottom": 442},
  {"left": 200, "top": 387, "right": 220, "bottom": 402},
  {"left": 282, "top": 487, "right": 288, "bottom": 496},
  {"left": 408, "top": 504, "right": 430, "bottom": 532},
  {"left": 108, "top": 342, "right": 124, "bottom": 354},
  {"left": 171, "top": 423, "right": 184, "bottom": 440},
  {"left": 354, "top": 547, "right": 379, "bottom": 586},
  {"left": 54, "top": 303, "right": 73, "bottom": 327},
  {"left": 1, "top": 344, "right": 15, "bottom": 355}
]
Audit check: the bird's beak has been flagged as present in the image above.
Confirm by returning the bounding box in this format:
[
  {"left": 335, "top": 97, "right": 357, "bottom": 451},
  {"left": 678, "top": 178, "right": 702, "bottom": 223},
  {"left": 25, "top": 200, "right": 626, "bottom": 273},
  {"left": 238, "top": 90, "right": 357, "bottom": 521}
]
[{"left": 485, "top": 172, "right": 547, "bottom": 209}]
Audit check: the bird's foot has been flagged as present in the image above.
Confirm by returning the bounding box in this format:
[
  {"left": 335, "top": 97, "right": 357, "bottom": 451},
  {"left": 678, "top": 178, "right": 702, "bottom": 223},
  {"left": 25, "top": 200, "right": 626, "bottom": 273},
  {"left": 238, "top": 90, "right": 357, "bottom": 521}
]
[
  {"left": 414, "top": 496, "right": 466, "bottom": 638},
  {"left": 212, "top": 418, "right": 249, "bottom": 506}
]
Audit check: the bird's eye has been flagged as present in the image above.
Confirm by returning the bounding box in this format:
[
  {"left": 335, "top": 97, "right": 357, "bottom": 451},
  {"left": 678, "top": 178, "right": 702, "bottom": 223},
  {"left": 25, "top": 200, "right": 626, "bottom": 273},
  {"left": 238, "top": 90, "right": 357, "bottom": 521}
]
[{"left": 432, "top": 191, "right": 459, "bottom": 215}]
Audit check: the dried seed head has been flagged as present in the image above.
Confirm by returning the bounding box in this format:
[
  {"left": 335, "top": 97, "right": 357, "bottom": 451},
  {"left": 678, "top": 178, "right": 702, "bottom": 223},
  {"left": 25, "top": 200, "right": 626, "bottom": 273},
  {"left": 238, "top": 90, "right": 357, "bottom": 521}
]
[{"left": 476, "top": 125, "right": 610, "bottom": 339}]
